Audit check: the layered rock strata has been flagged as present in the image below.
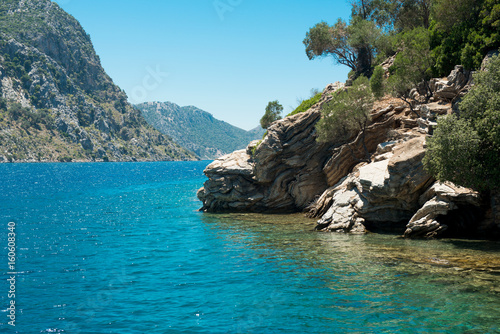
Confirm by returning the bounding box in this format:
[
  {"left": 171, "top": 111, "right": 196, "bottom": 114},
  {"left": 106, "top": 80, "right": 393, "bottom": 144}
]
[
  {"left": 198, "top": 66, "right": 494, "bottom": 238},
  {"left": 198, "top": 84, "right": 398, "bottom": 213}
]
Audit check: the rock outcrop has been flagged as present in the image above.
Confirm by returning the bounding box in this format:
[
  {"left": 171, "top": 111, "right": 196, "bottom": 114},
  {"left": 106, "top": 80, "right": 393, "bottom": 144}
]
[
  {"left": 309, "top": 132, "right": 483, "bottom": 237},
  {"left": 198, "top": 63, "right": 497, "bottom": 239},
  {"left": 404, "top": 182, "right": 481, "bottom": 238},
  {"left": 198, "top": 107, "right": 331, "bottom": 213},
  {"left": 429, "top": 65, "right": 472, "bottom": 101},
  {"left": 198, "top": 84, "right": 399, "bottom": 213},
  {"left": 310, "top": 133, "right": 432, "bottom": 229}
]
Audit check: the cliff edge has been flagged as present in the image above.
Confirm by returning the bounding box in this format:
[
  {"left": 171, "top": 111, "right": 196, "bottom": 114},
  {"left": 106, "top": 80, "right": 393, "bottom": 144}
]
[{"left": 198, "top": 66, "right": 500, "bottom": 239}]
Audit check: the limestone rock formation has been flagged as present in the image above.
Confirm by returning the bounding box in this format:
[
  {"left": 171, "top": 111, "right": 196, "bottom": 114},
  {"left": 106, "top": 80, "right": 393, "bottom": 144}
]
[
  {"left": 404, "top": 182, "right": 481, "bottom": 238},
  {"left": 430, "top": 65, "right": 471, "bottom": 100},
  {"left": 198, "top": 61, "right": 497, "bottom": 239},
  {"left": 198, "top": 107, "right": 331, "bottom": 213},
  {"left": 311, "top": 134, "right": 434, "bottom": 231},
  {"left": 309, "top": 132, "right": 485, "bottom": 238},
  {"left": 198, "top": 85, "right": 400, "bottom": 213}
]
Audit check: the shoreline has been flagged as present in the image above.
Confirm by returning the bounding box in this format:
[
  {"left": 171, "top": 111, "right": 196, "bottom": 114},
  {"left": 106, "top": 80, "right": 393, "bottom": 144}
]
[{"left": 202, "top": 211, "right": 500, "bottom": 277}]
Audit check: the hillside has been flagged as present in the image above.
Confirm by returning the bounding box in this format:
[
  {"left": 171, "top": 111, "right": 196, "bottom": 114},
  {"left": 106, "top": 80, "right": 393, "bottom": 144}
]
[
  {"left": 136, "top": 101, "right": 265, "bottom": 159},
  {"left": 0, "top": 0, "right": 197, "bottom": 162}
]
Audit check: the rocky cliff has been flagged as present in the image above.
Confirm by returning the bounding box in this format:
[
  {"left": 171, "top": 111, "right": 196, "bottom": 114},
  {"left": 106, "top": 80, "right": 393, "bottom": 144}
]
[
  {"left": 198, "top": 67, "right": 500, "bottom": 239},
  {"left": 0, "top": 0, "right": 197, "bottom": 162},
  {"left": 136, "top": 101, "right": 265, "bottom": 160}
]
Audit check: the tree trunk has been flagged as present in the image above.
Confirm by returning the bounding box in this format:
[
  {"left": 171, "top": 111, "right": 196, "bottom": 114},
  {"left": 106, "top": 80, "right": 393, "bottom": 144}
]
[{"left": 355, "top": 45, "right": 372, "bottom": 78}]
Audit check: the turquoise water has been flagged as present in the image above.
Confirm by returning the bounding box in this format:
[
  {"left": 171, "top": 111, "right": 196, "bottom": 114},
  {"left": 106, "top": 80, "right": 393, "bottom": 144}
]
[{"left": 0, "top": 162, "right": 499, "bottom": 333}]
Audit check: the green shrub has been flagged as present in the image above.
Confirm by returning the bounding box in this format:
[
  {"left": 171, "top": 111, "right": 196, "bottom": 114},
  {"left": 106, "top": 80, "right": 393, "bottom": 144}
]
[
  {"left": 424, "top": 52, "right": 500, "bottom": 191},
  {"left": 288, "top": 92, "right": 322, "bottom": 116},
  {"left": 251, "top": 139, "right": 263, "bottom": 157},
  {"left": 370, "top": 65, "right": 385, "bottom": 99},
  {"left": 0, "top": 98, "right": 7, "bottom": 111},
  {"left": 8, "top": 103, "right": 27, "bottom": 120},
  {"left": 316, "top": 76, "right": 374, "bottom": 143},
  {"left": 260, "top": 100, "right": 283, "bottom": 129}
]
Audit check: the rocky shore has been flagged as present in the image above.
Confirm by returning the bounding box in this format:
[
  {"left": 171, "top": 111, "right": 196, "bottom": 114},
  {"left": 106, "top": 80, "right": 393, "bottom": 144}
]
[{"left": 198, "top": 65, "right": 500, "bottom": 239}]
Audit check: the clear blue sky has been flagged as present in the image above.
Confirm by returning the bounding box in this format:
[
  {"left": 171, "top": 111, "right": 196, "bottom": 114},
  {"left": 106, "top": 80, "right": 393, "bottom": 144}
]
[{"left": 53, "top": 0, "right": 352, "bottom": 130}]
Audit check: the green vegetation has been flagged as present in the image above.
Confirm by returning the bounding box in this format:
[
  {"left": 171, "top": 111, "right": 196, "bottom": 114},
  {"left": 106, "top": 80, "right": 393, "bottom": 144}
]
[
  {"left": 288, "top": 92, "right": 322, "bottom": 116},
  {"left": 304, "top": 0, "right": 499, "bottom": 78},
  {"left": 430, "top": 0, "right": 500, "bottom": 76},
  {"left": 303, "top": 18, "right": 379, "bottom": 78},
  {"left": 251, "top": 139, "right": 263, "bottom": 157},
  {"left": 424, "top": 54, "right": 500, "bottom": 191},
  {"left": 306, "top": 1, "right": 499, "bottom": 189},
  {"left": 388, "top": 27, "right": 434, "bottom": 112},
  {"left": 137, "top": 102, "right": 264, "bottom": 160},
  {"left": 316, "top": 76, "right": 374, "bottom": 157},
  {"left": 370, "top": 65, "right": 385, "bottom": 98},
  {"left": 260, "top": 100, "right": 283, "bottom": 129}
]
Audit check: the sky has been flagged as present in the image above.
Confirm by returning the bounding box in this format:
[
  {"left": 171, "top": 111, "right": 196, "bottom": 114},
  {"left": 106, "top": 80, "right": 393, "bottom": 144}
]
[{"left": 53, "top": 0, "right": 352, "bottom": 130}]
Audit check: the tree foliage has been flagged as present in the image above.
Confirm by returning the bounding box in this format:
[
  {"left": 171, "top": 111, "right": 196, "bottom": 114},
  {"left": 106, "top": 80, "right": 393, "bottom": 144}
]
[
  {"left": 370, "top": 65, "right": 385, "bottom": 98},
  {"left": 387, "top": 27, "right": 433, "bottom": 111},
  {"left": 303, "top": 18, "right": 379, "bottom": 78},
  {"left": 430, "top": 0, "right": 500, "bottom": 75},
  {"left": 316, "top": 76, "right": 374, "bottom": 144},
  {"left": 351, "top": 0, "right": 431, "bottom": 31},
  {"left": 424, "top": 115, "right": 482, "bottom": 188},
  {"left": 304, "top": 0, "right": 497, "bottom": 79},
  {"left": 260, "top": 100, "right": 283, "bottom": 129},
  {"left": 424, "top": 53, "right": 500, "bottom": 191}
]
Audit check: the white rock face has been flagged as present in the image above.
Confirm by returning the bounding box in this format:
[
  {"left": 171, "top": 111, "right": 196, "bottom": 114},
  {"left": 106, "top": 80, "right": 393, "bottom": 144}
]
[
  {"left": 198, "top": 62, "right": 498, "bottom": 239},
  {"left": 198, "top": 83, "right": 398, "bottom": 213},
  {"left": 314, "top": 135, "right": 434, "bottom": 231},
  {"left": 404, "top": 182, "right": 481, "bottom": 238}
]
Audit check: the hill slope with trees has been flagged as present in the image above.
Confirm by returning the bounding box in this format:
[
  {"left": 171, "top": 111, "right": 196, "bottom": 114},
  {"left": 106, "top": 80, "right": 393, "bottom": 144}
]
[
  {"left": 0, "top": 0, "right": 197, "bottom": 162},
  {"left": 136, "top": 101, "right": 265, "bottom": 160}
]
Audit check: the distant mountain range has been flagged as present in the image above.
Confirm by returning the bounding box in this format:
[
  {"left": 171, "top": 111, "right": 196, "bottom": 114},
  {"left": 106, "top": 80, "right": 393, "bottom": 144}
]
[
  {"left": 0, "top": 0, "right": 196, "bottom": 162},
  {"left": 136, "top": 101, "right": 265, "bottom": 159}
]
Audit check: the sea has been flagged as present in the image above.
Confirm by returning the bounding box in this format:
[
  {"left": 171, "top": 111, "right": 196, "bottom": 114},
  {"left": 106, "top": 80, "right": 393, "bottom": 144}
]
[{"left": 0, "top": 161, "right": 499, "bottom": 333}]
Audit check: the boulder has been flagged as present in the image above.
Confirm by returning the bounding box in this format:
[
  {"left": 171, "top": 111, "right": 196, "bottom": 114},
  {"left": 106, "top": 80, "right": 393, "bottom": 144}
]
[
  {"left": 312, "top": 134, "right": 435, "bottom": 233},
  {"left": 404, "top": 182, "right": 481, "bottom": 238},
  {"left": 198, "top": 149, "right": 267, "bottom": 212},
  {"left": 430, "top": 65, "right": 472, "bottom": 100}
]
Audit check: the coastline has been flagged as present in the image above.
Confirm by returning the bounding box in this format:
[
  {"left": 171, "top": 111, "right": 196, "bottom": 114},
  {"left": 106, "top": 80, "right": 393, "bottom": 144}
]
[{"left": 198, "top": 67, "right": 500, "bottom": 240}]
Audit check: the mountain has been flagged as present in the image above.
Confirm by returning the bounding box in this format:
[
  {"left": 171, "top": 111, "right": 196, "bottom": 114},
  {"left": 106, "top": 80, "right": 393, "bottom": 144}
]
[
  {"left": 0, "top": 0, "right": 197, "bottom": 162},
  {"left": 136, "top": 101, "right": 265, "bottom": 159}
]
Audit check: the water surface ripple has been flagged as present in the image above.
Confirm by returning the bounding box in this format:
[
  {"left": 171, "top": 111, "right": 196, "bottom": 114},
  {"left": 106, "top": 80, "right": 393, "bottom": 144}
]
[{"left": 0, "top": 162, "right": 499, "bottom": 333}]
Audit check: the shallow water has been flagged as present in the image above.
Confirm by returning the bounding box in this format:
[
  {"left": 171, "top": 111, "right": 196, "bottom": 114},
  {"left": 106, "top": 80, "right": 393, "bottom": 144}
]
[{"left": 0, "top": 162, "right": 499, "bottom": 333}]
